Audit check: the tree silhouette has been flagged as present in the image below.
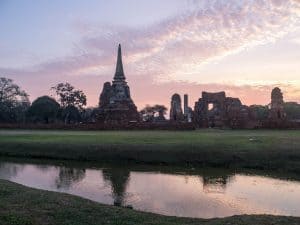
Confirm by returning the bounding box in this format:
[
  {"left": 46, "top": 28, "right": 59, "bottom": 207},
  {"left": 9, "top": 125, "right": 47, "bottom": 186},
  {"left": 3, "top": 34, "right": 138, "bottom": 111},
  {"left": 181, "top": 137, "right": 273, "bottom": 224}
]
[
  {"left": 140, "top": 104, "right": 167, "bottom": 122},
  {"left": 0, "top": 77, "right": 30, "bottom": 123},
  {"left": 27, "top": 96, "right": 60, "bottom": 123}
]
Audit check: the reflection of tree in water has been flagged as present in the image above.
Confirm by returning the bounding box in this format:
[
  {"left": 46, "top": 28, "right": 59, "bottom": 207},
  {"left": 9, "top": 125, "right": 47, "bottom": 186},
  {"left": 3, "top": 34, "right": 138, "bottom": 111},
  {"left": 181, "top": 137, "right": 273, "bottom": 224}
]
[
  {"left": 55, "top": 167, "right": 86, "bottom": 190},
  {"left": 102, "top": 168, "right": 130, "bottom": 206},
  {"left": 202, "top": 173, "right": 234, "bottom": 194},
  {"left": 0, "top": 162, "right": 25, "bottom": 179}
]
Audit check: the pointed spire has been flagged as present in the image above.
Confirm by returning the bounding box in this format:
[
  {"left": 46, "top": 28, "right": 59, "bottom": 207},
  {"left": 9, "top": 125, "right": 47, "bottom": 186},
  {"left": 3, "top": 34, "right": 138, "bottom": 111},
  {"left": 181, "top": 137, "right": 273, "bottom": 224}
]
[{"left": 113, "top": 44, "right": 126, "bottom": 81}]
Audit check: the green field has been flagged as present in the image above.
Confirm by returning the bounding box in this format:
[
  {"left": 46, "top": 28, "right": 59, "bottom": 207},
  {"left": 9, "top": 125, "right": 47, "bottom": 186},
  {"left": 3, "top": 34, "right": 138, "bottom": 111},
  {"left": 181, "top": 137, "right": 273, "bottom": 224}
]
[
  {"left": 1, "top": 129, "right": 300, "bottom": 224},
  {"left": 0, "top": 129, "right": 300, "bottom": 173},
  {"left": 1, "top": 179, "right": 299, "bottom": 225}
]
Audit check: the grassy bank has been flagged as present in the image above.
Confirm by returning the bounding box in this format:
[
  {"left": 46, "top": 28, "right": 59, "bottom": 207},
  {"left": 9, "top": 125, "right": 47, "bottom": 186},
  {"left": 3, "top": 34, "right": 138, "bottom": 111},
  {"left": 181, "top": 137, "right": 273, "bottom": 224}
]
[
  {"left": 0, "top": 129, "right": 300, "bottom": 173},
  {"left": 1, "top": 179, "right": 299, "bottom": 225}
]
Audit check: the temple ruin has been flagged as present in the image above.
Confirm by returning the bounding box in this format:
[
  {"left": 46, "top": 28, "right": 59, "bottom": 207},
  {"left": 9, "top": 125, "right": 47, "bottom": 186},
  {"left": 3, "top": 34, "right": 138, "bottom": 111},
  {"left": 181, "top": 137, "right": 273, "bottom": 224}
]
[
  {"left": 269, "top": 87, "right": 286, "bottom": 121},
  {"left": 170, "top": 94, "right": 184, "bottom": 122},
  {"left": 95, "top": 45, "right": 298, "bottom": 129},
  {"left": 97, "top": 44, "right": 139, "bottom": 124},
  {"left": 193, "top": 91, "right": 251, "bottom": 128},
  {"left": 183, "top": 94, "right": 193, "bottom": 122},
  {"left": 167, "top": 92, "right": 253, "bottom": 128}
]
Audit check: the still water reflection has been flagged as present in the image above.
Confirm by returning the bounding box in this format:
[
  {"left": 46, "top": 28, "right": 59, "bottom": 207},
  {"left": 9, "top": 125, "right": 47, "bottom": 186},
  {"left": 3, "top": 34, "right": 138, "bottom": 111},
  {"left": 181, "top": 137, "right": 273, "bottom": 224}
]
[{"left": 1, "top": 160, "right": 300, "bottom": 218}]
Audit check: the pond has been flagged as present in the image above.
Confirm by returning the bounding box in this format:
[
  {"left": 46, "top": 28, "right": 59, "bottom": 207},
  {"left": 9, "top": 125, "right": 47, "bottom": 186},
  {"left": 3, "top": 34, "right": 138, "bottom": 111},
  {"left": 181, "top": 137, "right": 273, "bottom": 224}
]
[{"left": 0, "top": 159, "right": 300, "bottom": 219}]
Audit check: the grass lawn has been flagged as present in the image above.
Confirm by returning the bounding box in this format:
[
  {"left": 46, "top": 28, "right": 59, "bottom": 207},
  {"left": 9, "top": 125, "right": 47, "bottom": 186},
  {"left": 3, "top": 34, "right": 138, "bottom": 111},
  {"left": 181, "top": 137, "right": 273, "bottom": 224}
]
[
  {"left": 0, "top": 129, "right": 300, "bottom": 173},
  {"left": 1, "top": 179, "right": 299, "bottom": 225}
]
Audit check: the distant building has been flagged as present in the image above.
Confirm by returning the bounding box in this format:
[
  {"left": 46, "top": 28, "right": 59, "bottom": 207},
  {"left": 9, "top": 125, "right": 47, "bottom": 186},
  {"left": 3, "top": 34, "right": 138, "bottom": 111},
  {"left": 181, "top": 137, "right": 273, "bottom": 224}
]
[
  {"left": 96, "top": 45, "right": 296, "bottom": 129},
  {"left": 170, "top": 94, "right": 184, "bottom": 121},
  {"left": 169, "top": 93, "right": 192, "bottom": 123},
  {"left": 268, "top": 87, "right": 286, "bottom": 121},
  {"left": 183, "top": 94, "right": 193, "bottom": 122},
  {"left": 97, "top": 44, "right": 139, "bottom": 124},
  {"left": 194, "top": 91, "right": 252, "bottom": 128}
]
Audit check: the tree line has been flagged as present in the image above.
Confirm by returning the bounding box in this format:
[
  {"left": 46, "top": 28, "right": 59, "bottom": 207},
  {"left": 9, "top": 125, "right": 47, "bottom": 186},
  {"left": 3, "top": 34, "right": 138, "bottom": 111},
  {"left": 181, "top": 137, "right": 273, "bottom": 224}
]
[
  {"left": 1, "top": 77, "right": 299, "bottom": 124},
  {"left": 0, "top": 77, "right": 92, "bottom": 124},
  {"left": 0, "top": 77, "right": 169, "bottom": 124}
]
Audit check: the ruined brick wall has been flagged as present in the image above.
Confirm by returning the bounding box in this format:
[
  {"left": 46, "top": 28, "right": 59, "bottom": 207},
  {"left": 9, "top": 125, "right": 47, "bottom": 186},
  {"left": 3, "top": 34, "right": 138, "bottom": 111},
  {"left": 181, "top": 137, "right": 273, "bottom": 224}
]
[{"left": 193, "top": 92, "right": 257, "bottom": 128}]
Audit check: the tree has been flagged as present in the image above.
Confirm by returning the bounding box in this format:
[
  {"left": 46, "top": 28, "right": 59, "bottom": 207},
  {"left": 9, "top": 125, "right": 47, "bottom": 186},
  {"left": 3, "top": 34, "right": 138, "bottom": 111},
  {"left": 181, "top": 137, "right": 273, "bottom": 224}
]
[
  {"left": 52, "top": 83, "right": 87, "bottom": 124},
  {"left": 0, "top": 77, "right": 30, "bottom": 123},
  {"left": 12, "top": 100, "right": 31, "bottom": 123},
  {"left": 152, "top": 104, "right": 167, "bottom": 116},
  {"left": 61, "top": 105, "right": 81, "bottom": 124},
  {"left": 284, "top": 102, "right": 300, "bottom": 120},
  {"left": 27, "top": 96, "right": 60, "bottom": 124},
  {"left": 140, "top": 104, "right": 167, "bottom": 122},
  {"left": 140, "top": 105, "right": 155, "bottom": 122},
  {"left": 51, "top": 83, "right": 86, "bottom": 110},
  {"left": 251, "top": 105, "right": 269, "bottom": 121},
  {"left": 81, "top": 107, "right": 98, "bottom": 123}
]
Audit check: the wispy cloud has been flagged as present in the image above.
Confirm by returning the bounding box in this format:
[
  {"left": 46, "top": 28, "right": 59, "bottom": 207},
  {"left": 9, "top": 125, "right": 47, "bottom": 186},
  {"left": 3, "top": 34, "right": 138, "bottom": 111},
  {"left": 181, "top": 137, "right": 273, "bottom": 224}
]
[
  {"left": 78, "top": 0, "right": 300, "bottom": 79},
  {"left": 1, "top": 0, "right": 300, "bottom": 107}
]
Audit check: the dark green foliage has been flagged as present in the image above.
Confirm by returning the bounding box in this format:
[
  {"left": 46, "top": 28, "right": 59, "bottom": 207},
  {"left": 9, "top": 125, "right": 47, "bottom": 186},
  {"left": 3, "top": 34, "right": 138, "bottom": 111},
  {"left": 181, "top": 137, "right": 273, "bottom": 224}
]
[
  {"left": 61, "top": 105, "right": 81, "bottom": 124},
  {"left": 81, "top": 107, "right": 98, "bottom": 123},
  {"left": 0, "top": 214, "right": 33, "bottom": 225},
  {"left": 1, "top": 180, "right": 299, "bottom": 225},
  {"left": 52, "top": 82, "right": 86, "bottom": 109},
  {"left": 284, "top": 102, "right": 300, "bottom": 120},
  {"left": 0, "top": 77, "right": 30, "bottom": 123},
  {"left": 250, "top": 105, "right": 269, "bottom": 120},
  {"left": 140, "top": 104, "right": 167, "bottom": 122},
  {"left": 26, "top": 96, "right": 60, "bottom": 123},
  {"left": 51, "top": 82, "right": 87, "bottom": 124}
]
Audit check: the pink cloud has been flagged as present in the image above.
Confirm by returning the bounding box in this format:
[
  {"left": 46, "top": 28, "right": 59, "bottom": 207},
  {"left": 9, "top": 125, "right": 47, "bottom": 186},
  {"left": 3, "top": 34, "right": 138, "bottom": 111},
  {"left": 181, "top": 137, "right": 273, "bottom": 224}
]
[
  {"left": 2, "top": 66, "right": 299, "bottom": 110},
  {"left": 0, "top": 0, "right": 300, "bottom": 108}
]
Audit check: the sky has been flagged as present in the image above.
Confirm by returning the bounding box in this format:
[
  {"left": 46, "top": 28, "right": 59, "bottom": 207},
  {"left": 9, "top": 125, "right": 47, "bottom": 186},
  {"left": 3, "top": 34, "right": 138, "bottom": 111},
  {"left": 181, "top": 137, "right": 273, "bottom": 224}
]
[{"left": 1, "top": 0, "right": 300, "bottom": 109}]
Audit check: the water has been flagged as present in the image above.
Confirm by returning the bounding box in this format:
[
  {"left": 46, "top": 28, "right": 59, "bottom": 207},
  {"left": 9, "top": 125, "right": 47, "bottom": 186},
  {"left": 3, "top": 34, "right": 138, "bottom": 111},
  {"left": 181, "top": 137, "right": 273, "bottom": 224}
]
[{"left": 1, "top": 160, "right": 300, "bottom": 218}]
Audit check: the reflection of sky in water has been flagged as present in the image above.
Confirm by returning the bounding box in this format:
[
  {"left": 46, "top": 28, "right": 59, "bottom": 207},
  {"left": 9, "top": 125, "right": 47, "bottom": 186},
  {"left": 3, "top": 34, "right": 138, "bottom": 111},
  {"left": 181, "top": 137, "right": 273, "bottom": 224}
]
[{"left": 1, "top": 161, "right": 300, "bottom": 219}]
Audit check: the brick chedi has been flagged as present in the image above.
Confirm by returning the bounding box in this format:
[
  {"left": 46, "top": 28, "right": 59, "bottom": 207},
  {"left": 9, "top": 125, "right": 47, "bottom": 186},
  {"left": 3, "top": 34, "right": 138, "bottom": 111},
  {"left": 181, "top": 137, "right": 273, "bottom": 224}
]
[
  {"left": 268, "top": 87, "right": 286, "bottom": 123},
  {"left": 98, "top": 44, "right": 139, "bottom": 124},
  {"left": 170, "top": 93, "right": 184, "bottom": 121}
]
